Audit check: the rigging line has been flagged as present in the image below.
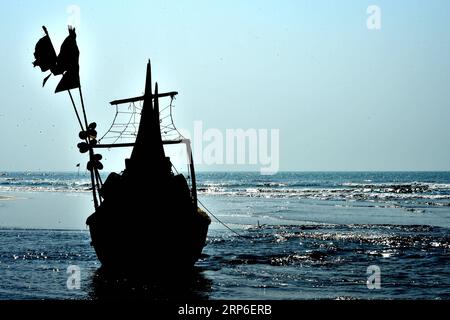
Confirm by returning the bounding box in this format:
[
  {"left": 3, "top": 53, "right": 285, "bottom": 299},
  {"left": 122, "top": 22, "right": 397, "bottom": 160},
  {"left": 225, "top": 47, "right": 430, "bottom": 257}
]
[
  {"left": 160, "top": 125, "right": 176, "bottom": 130},
  {"left": 67, "top": 90, "right": 85, "bottom": 131},
  {"left": 112, "top": 106, "right": 135, "bottom": 144},
  {"left": 170, "top": 164, "right": 247, "bottom": 239},
  {"left": 108, "top": 122, "right": 140, "bottom": 126},
  {"left": 131, "top": 102, "right": 137, "bottom": 135},
  {"left": 168, "top": 99, "right": 184, "bottom": 140},
  {"left": 197, "top": 198, "right": 248, "bottom": 239},
  {"left": 78, "top": 87, "right": 89, "bottom": 129},
  {"left": 159, "top": 105, "right": 170, "bottom": 113},
  {"left": 99, "top": 105, "right": 119, "bottom": 142}
]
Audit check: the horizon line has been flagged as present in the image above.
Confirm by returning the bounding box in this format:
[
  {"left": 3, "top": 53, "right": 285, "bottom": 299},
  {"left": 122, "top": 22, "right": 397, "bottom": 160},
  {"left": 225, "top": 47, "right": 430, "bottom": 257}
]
[{"left": 1, "top": 169, "right": 450, "bottom": 173}]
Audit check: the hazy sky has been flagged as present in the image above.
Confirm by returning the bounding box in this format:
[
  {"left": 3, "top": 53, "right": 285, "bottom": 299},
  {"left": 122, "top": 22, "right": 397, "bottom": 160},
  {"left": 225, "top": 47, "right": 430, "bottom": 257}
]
[{"left": 0, "top": 0, "right": 449, "bottom": 172}]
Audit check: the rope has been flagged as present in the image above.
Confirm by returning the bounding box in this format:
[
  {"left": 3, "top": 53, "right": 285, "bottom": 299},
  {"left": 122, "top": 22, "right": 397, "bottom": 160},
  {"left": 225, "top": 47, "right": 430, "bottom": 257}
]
[
  {"left": 98, "top": 95, "right": 248, "bottom": 238},
  {"left": 170, "top": 164, "right": 246, "bottom": 238},
  {"left": 67, "top": 90, "right": 85, "bottom": 131},
  {"left": 167, "top": 96, "right": 184, "bottom": 140},
  {"left": 98, "top": 105, "right": 119, "bottom": 142},
  {"left": 197, "top": 198, "right": 248, "bottom": 239}
]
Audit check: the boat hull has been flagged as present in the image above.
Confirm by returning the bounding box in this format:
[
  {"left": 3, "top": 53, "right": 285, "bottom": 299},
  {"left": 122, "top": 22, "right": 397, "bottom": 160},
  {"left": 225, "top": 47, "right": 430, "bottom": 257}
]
[{"left": 86, "top": 173, "right": 210, "bottom": 274}]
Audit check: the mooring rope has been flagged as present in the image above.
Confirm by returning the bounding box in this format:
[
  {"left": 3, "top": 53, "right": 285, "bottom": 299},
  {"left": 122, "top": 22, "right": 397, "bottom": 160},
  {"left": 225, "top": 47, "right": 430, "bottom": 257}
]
[
  {"left": 197, "top": 198, "right": 248, "bottom": 239},
  {"left": 170, "top": 164, "right": 248, "bottom": 239}
]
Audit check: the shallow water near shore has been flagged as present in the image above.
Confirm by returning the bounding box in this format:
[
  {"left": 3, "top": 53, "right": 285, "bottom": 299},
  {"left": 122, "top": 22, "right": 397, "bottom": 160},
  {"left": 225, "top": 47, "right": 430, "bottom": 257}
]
[{"left": 0, "top": 171, "right": 449, "bottom": 299}]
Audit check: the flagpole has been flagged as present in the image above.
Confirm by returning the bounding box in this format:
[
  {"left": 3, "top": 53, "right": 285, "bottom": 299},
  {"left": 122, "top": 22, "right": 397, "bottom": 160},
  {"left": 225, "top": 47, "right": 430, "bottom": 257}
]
[
  {"left": 78, "top": 86, "right": 89, "bottom": 130},
  {"left": 67, "top": 90, "right": 85, "bottom": 131},
  {"left": 34, "top": 26, "right": 100, "bottom": 209},
  {"left": 77, "top": 85, "right": 100, "bottom": 209},
  {"left": 68, "top": 87, "right": 99, "bottom": 209}
]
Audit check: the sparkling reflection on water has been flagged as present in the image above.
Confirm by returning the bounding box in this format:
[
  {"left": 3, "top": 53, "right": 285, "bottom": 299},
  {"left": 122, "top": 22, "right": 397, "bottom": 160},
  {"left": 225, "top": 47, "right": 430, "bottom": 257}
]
[{"left": 0, "top": 224, "right": 448, "bottom": 300}]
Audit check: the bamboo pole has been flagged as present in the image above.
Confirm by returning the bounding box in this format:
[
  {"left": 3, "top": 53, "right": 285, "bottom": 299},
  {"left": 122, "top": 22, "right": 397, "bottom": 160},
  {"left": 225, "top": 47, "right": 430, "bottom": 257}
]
[
  {"left": 67, "top": 90, "right": 85, "bottom": 131},
  {"left": 78, "top": 86, "right": 99, "bottom": 209}
]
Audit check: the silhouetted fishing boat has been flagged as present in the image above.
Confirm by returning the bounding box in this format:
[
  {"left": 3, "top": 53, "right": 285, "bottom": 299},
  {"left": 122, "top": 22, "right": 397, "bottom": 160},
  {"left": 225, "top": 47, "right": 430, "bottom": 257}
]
[
  {"left": 87, "top": 61, "right": 211, "bottom": 273},
  {"left": 33, "top": 26, "right": 210, "bottom": 274}
]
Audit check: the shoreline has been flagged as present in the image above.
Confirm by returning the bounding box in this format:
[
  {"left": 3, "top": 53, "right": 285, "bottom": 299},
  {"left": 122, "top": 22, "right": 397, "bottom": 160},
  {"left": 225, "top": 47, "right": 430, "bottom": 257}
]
[{"left": 0, "top": 190, "right": 93, "bottom": 230}]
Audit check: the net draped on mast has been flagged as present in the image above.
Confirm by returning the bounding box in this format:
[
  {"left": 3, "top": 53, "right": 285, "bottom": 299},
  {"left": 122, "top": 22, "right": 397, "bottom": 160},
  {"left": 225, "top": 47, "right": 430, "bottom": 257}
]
[
  {"left": 98, "top": 95, "right": 183, "bottom": 144},
  {"left": 97, "top": 94, "right": 195, "bottom": 190}
]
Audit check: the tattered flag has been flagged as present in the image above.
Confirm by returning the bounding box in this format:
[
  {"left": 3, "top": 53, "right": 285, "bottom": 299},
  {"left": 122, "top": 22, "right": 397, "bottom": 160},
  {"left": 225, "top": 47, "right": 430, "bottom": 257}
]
[
  {"left": 32, "top": 26, "right": 57, "bottom": 72},
  {"left": 32, "top": 26, "right": 80, "bottom": 93},
  {"left": 33, "top": 26, "right": 57, "bottom": 87},
  {"left": 54, "top": 26, "right": 80, "bottom": 93}
]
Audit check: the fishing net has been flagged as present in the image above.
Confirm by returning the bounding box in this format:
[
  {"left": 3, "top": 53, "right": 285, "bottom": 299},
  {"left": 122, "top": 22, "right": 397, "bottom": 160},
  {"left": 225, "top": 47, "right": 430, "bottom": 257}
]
[{"left": 98, "top": 95, "right": 183, "bottom": 144}]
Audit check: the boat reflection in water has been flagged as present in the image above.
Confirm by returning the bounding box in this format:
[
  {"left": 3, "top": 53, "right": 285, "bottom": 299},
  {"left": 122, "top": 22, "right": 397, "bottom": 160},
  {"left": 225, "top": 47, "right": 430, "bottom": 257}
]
[{"left": 88, "top": 266, "right": 212, "bottom": 300}]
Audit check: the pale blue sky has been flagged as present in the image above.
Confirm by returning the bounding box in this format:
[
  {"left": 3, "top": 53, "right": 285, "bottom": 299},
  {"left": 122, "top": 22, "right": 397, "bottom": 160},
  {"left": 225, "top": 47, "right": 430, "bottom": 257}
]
[{"left": 0, "top": 0, "right": 450, "bottom": 171}]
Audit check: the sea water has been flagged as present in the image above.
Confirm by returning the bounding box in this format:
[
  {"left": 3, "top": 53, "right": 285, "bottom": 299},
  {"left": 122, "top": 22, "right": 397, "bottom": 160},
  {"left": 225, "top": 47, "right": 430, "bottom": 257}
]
[{"left": 0, "top": 171, "right": 448, "bottom": 299}]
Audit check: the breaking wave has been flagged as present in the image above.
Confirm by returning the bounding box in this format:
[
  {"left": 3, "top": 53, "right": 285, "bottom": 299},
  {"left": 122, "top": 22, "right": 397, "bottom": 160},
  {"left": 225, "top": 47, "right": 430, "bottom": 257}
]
[
  {"left": 0, "top": 172, "right": 92, "bottom": 193},
  {"left": 197, "top": 181, "right": 450, "bottom": 209},
  {"left": 2, "top": 172, "right": 450, "bottom": 209}
]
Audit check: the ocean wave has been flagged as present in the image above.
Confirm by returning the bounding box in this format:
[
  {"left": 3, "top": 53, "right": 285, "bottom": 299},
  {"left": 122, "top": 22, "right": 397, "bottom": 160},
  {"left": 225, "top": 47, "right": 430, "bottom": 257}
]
[
  {"left": 198, "top": 186, "right": 450, "bottom": 201},
  {"left": 0, "top": 177, "right": 91, "bottom": 193},
  {"left": 2, "top": 173, "right": 450, "bottom": 209},
  {"left": 341, "top": 181, "right": 450, "bottom": 191},
  {"left": 0, "top": 195, "right": 15, "bottom": 201}
]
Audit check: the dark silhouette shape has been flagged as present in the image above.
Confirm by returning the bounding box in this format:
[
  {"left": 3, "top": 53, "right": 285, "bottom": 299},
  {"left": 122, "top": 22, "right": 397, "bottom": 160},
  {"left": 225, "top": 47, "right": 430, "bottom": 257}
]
[
  {"left": 33, "top": 26, "right": 100, "bottom": 208},
  {"left": 32, "top": 26, "right": 56, "bottom": 87},
  {"left": 32, "top": 26, "right": 56, "bottom": 72},
  {"left": 32, "top": 26, "right": 80, "bottom": 92},
  {"left": 86, "top": 61, "right": 211, "bottom": 275},
  {"left": 33, "top": 25, "right": 210, "bottom": 277},
  {"left": 54, "top": 26, "right": 80, "bottom": 93}
]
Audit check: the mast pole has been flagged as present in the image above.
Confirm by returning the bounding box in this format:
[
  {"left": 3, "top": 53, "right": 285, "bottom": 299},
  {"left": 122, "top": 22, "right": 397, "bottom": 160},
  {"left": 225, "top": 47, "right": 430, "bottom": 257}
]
[
  {"left": 67, "top": 88, "right": 99, "bottom": 208},
  {"left": 129, "top": 60, "right": 152, "bottom": 163},
  {"left": 185, "top": 139, "right": 198, "bottom": 208},
  {"left": 78, "top": 85, "right": 99, "bottom": 209},
  {"left": 67, "top": 90, "right": 85, "bottom": 131},
  {"left": 78, "top": 86, "right": 89, "bottom": 130}
]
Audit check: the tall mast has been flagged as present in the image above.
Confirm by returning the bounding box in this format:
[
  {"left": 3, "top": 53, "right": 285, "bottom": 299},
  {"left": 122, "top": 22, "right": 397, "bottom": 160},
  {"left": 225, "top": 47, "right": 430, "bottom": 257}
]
[
  {"left": 129, "top": 60, "right": 153, "bottom": 164},
  {"left": 129, "top": 60, "right": 167, "bottom": 174}
]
